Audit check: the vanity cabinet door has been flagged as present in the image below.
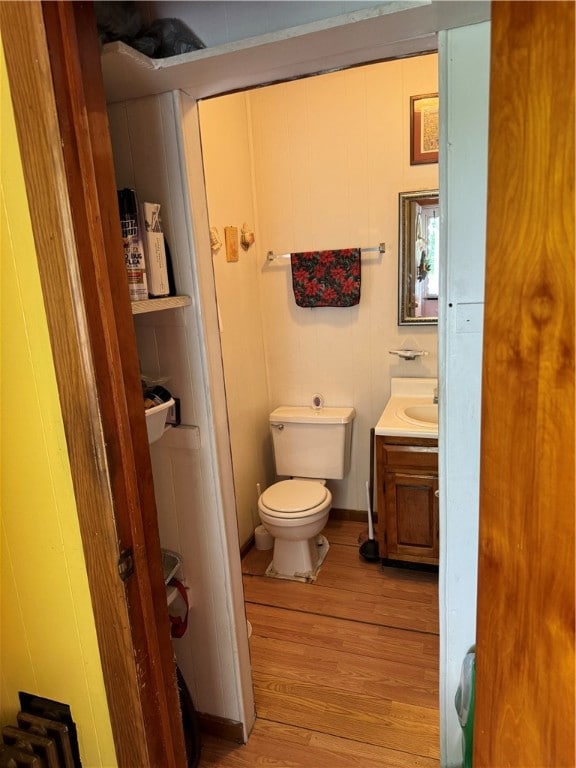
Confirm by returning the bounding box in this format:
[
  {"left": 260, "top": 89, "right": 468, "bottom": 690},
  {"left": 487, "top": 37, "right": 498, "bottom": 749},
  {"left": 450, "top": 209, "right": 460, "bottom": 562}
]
[
  {"left": 375, "top": 435, "right": 439, "bottom": 566},
  {"left": 382, "top": 471, "right": 439, "bottom": 564}
]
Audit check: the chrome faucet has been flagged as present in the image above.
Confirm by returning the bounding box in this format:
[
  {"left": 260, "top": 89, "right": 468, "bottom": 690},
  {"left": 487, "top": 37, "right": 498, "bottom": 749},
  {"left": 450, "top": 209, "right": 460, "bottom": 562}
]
[{"left": 433, "top": 387, "right": 438, "bottom": 404}]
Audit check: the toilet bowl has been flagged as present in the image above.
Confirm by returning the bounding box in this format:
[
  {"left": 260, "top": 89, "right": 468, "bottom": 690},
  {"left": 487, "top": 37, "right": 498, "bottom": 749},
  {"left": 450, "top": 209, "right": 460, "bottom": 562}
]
[{"left": 258, "top": 479, "right": 332, "bottom": 578}]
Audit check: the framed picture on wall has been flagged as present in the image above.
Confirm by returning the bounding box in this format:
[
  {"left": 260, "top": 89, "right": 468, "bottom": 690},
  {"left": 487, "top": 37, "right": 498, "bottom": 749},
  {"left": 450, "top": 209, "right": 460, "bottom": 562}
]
[{"left": 410, "top": 93, "right": 439, "bottom": 165}]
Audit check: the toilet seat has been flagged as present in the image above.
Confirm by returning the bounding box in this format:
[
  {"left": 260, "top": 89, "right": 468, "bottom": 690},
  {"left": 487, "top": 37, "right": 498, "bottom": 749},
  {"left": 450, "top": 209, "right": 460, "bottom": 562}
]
[{"left": 259, "top": 480, "right": 329, "bottom": 519}]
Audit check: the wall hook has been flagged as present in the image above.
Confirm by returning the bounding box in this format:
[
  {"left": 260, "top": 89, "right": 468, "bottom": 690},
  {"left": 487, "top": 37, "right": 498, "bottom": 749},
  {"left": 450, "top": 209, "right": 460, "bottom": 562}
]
[
  {"left": 210, "top": 226, "right": 222, "bottom": 252},
  {"left": 241, "top": 223, "right": 255, "bottom": 250},
  {"left": 388, "top": 349, "right": 429, "bottom": 361}
]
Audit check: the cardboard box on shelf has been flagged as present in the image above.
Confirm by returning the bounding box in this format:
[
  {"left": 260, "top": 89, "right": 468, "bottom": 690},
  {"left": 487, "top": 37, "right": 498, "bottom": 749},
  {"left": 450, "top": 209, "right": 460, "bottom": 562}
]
[{"left": 141, "top": 202, "right": 170, "bottom": 297}]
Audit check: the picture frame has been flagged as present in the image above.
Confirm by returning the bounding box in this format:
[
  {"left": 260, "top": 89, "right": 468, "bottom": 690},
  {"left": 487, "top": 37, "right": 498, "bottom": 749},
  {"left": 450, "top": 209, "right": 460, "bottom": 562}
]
[{"left": 410, "top": 93, "right": 439, "bottom": 165}]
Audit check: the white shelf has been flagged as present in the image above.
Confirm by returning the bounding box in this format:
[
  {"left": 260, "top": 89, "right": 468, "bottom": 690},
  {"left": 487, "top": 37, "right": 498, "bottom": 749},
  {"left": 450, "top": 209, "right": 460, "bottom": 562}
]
[
  {"left": 99, "top": 4, "right": 489, "bottom": 104},
  {"left": 101, "top": 7, "right": 435, "bottom": 103},
  {"left": 131, "top": 295, "right": 191, "bottom": 315}
]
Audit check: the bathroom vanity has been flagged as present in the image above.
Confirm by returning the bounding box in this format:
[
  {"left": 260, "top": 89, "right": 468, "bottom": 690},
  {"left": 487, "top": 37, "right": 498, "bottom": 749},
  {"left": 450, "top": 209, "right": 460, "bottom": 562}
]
[{"left": 375, "top": 378, "right": 439, "bottom": 567}]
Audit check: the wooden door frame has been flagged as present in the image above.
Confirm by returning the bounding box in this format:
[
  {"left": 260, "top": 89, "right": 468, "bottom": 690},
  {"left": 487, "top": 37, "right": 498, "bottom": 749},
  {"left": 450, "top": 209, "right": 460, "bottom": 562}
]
[
  {"left": 0, "top": 3, "right": 186, "bottom": 766},
  {"left": 475, "top": 1, "right": 574, "bottom": 764},
  {"left": 11, "top": 2, "right": 571, "bottom": 764}
]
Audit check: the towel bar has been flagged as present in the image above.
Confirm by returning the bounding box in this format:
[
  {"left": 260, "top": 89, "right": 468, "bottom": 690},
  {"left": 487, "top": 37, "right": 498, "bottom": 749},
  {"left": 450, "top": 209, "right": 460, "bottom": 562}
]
[{"left": 266, "top": 243, "right": 385, "bottom": 261}]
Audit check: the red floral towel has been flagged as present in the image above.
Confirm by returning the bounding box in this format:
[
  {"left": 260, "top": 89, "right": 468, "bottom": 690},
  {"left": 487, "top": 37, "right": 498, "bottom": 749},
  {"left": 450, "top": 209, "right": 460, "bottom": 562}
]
[{"left": 290, "top": 248, "right": 361, "bottom": 308}]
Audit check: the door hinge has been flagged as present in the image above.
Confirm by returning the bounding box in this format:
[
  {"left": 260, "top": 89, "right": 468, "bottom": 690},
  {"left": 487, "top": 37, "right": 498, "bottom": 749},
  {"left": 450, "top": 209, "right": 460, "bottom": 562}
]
[{"left": 118, "top": 547, "right": 135, "bottom": 581}]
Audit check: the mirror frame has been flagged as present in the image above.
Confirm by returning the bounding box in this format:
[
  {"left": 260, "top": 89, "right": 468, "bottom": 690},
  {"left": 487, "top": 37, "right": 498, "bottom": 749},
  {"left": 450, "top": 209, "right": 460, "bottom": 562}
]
[{"left": 398, "top": 189, "right": 439, "bottom": 326}]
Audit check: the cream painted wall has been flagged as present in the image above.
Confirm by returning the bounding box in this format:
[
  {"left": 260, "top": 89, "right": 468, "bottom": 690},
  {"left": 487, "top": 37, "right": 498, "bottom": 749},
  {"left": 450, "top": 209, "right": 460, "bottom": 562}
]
[
  {"left": 200, "top": 53, "right": 438, "bottom": 532},
  {"left": 199, "top": 93, "right": 273, "bottom": 548},
  {"left": 0, "top": 43, "right": 117, "bottom": 768}
]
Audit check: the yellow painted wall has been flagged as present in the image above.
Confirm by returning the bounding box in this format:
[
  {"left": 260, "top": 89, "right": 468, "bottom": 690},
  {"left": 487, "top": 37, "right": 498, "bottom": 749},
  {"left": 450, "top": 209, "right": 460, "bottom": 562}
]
[{"left": 0, "top": 40, "right": 117, "bottom": 767}]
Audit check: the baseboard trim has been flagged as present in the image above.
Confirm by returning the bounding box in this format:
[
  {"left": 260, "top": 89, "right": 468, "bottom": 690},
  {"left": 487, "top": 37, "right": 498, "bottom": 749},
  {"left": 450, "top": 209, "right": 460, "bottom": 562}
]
[
  {"left": 240, "top": 535, "right": 255, "bottom": 560},
  {"left": 198, "top": 712, "right": 244, "bottom": 744},
  {"left": 381, "top": 558, "right": 438, "bottom": 572},
  {"left": 330, "top": 507, "right": 373, "bottom": 523}
]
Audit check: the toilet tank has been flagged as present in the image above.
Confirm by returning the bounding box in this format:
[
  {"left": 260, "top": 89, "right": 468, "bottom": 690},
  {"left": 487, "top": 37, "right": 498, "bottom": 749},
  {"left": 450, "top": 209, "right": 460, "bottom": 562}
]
[{"left": 269, "top": 406, "right": 355, "bottom": 480}]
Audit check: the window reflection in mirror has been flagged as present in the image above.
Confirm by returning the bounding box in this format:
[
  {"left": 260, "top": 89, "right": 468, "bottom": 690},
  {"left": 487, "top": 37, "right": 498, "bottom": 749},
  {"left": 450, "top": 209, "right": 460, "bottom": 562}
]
[{"left": 398, "top": 190, "right": 439, "bottom": 325}]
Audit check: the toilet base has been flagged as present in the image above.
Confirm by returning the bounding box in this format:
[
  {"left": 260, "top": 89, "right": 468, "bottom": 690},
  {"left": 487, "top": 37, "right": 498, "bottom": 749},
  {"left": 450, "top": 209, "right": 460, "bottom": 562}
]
[{"left": 265, "top": 535, "right": 329, "bottom": 583}]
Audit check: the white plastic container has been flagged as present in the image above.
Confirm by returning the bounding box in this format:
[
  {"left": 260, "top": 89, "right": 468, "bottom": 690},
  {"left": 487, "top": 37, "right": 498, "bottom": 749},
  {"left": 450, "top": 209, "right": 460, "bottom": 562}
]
[
  {"left": 254, "top": 524, "right": 274, "bottom": 550},
  {"left": 145, "top": 398, "right": 174, "bottom": 444}
]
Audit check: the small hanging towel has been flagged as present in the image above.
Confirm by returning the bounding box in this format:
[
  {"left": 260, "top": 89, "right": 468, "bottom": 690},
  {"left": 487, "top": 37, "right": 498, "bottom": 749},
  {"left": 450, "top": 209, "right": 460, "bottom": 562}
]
[{"left": 290, "top": 248, "right": 361, "bottom": 308}]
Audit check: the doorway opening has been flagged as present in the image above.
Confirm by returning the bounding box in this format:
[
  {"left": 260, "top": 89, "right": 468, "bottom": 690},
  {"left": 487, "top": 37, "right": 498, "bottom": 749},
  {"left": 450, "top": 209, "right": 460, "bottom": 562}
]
[
  {"left": 198, "top": 51, "right": 439, "bottom": 550},
  {"left": 196, "top": 51, "right": 440, "bottom": 760}
]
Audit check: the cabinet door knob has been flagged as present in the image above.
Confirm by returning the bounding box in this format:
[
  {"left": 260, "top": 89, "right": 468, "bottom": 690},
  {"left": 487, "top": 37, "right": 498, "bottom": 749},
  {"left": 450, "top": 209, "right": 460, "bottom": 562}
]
[{"left": 434, "top": 490, "right": 440, "bottom": 498}]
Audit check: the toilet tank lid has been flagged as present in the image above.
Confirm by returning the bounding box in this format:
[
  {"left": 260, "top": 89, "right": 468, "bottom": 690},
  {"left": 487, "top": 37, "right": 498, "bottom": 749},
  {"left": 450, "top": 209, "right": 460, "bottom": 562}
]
[{"left": 270, "top": 406, "right": 356, "bottom": 424}]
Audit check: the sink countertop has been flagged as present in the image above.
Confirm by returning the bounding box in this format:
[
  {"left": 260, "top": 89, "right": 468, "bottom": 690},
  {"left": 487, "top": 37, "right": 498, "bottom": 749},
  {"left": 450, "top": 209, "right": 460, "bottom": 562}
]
[{"left": 375, "top": 377, "right": 438, "bottom": 439}]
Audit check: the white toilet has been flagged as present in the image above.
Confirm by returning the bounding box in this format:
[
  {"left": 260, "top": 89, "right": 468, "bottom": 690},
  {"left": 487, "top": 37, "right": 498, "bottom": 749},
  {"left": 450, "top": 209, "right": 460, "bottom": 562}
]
[{"left": 258, "top": 405, "right": 355, "bottom": 580}]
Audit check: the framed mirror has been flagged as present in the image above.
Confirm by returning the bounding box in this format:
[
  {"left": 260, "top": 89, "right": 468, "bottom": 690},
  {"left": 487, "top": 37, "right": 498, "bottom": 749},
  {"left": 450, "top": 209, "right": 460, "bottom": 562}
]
[{"left": 398, "top": 189, "right": 439, "bottom": 325}]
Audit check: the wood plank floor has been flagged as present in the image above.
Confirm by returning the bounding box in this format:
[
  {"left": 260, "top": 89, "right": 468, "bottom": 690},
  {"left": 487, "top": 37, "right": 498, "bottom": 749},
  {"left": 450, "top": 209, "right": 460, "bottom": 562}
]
[{"left": 199, "top": 520, "right": 439, "bottom": 767}]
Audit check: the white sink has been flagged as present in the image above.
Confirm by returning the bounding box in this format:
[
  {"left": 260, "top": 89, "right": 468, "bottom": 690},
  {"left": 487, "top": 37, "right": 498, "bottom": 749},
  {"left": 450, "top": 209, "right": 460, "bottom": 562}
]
[
  {"left": 375, "top": 378, "right": 439, "bottom": 437},
  {"left": 397, "top": 404, "right": 438, "bottom": 426}
]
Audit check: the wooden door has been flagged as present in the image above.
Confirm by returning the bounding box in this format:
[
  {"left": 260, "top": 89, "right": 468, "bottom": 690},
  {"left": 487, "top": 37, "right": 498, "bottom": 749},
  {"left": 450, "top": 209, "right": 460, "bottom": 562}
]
[
  {"left": 475, "top": 2, "right": 574, "bottom": 765},
  {"left": 0, "top": 3, "right": 187, "bottom": 766}
]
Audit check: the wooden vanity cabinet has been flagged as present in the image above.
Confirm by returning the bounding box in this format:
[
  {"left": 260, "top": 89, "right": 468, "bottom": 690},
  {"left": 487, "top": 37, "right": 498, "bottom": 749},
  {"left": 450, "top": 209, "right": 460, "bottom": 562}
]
[{"left": 376, "top": 435, "right": 439, "bottom": 566}]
